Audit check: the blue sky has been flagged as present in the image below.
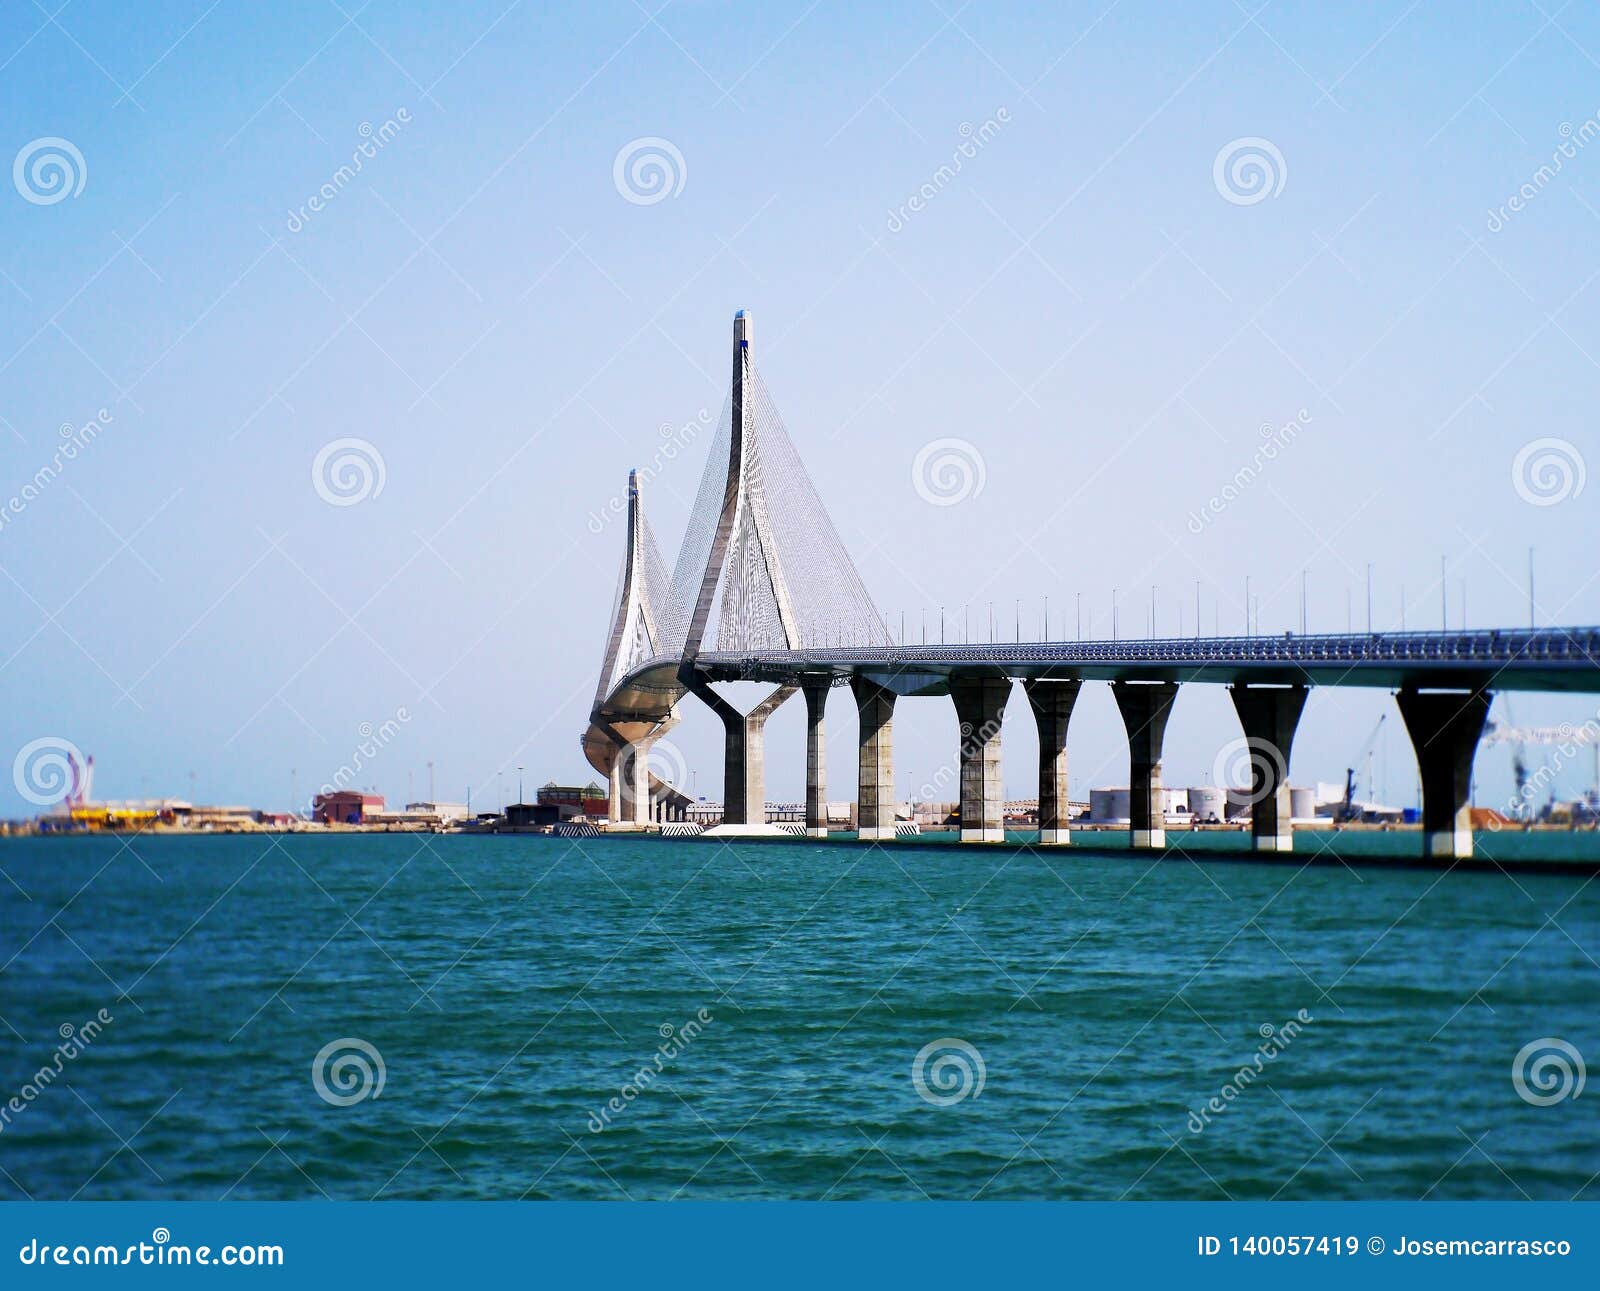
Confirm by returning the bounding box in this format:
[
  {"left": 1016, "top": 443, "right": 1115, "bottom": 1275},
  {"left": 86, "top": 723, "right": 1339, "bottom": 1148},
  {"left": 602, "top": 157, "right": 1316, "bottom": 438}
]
[{"left": 2, "top": 0, "right": 1598, "bottom": 814}]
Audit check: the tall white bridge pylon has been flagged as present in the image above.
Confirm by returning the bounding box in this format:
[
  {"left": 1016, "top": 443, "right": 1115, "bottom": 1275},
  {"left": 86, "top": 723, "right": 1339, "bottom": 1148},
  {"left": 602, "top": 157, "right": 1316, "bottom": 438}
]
[
  {"left": 583, "top": 470, "right": 689, "bottom": 828},
  {"left": 663, "top": 309, "right": 888, "bottom": 660}
]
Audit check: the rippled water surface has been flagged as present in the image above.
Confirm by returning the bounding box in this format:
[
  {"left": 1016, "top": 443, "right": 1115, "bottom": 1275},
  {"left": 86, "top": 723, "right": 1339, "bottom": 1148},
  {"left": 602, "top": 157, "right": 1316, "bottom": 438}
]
[{"left": 1, "top": 832, "right": 1596, "bottom": 1200}]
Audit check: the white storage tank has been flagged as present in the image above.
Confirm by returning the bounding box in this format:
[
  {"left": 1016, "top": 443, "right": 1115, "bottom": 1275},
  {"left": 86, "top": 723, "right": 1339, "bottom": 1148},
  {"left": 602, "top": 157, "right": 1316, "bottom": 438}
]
[
  {"left": 1090, "top": 788, "right": 1131, "bottom": 822},
  {"left": 1187, "top": 786, "right": 1228, "bottom": 823},
  {"left": 1290, "top": 786, "right": 1316, "bottom": 820}
]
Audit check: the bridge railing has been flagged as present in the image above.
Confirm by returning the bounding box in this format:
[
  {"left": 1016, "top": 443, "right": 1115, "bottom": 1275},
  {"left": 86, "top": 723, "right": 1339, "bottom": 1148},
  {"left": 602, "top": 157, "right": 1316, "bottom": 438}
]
[{"left": 673, "top": 626, "right": 1600, "bottom": 670}]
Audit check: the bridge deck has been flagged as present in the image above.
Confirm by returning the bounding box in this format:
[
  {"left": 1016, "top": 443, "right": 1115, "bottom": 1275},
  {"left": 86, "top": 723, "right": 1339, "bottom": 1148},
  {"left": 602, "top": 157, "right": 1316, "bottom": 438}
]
[{"left": 595, "top": 628, "right": 1600, "bottom": 722}]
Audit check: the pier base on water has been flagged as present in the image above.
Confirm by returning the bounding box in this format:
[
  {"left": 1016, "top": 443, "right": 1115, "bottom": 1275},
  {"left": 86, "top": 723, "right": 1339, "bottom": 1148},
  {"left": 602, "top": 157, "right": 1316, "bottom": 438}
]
[
  {"left": 1113, "top": 681, "right": 1179, "bottom": 849},
  {"left": 803, "top": 678, "right": 831, "bottom": 839},
  {"left": 1395, "top": 687, "right": 1492, "bottom": 862},
  {"left": 1228, "top": 683, "right": 1308, "bottom": 853},
  {"left": 952, "top": 678, "right": 1008, "bottom": 843},
  {"left": 1026, "top": 679, "right": 1082, "bottom": 845},
  {"left": 853, "top": 678, "right": 897, "bottom": 841}
]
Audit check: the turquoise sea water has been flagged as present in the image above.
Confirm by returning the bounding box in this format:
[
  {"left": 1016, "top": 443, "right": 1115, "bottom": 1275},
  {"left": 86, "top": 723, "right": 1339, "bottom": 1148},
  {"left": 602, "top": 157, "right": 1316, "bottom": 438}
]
[{"left": 0, "top": 831, "right": 1596, "bottom": 1200}]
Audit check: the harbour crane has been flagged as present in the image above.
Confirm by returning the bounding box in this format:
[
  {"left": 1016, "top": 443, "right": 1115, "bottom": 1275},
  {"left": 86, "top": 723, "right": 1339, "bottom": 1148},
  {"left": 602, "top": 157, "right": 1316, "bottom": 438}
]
[{"left": 1337, "top": 715, "right": 1386, "bottom": 823}]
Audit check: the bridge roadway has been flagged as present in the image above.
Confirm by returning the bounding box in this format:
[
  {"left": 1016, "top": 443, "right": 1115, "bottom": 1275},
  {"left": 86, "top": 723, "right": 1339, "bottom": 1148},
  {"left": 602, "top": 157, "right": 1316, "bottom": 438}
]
[{"left": 587, "top": 626, "right": 1600, "bottom": 860}]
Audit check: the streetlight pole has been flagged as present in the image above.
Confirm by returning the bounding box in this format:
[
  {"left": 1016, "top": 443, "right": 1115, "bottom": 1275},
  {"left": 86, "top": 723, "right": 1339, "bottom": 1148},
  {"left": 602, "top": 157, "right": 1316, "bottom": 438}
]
[{"left": 1528, "top": 547, "right": 1535, "bottom": 629}]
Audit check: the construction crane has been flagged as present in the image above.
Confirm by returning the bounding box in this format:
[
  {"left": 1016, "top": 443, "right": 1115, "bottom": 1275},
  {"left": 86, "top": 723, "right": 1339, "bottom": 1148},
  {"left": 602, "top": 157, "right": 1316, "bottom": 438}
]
[{"left": 1337, "top": 715, "right": 1386, "bottom": 823}]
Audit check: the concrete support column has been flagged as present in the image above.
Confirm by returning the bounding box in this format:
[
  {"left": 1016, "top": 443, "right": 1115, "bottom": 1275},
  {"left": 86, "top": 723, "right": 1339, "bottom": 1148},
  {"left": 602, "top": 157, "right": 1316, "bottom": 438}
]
[
  {"left": 802, "top": 678, "right": 830, "bottom": 838},
  {"left": 607, "top": 758, "right": 623, "bottom": 826},
  {"left": 1395, "top": 688, "right": 1492, "bottom": 861},
  {"left": 951, "top": 678, "right": 1009, "bottom": 842},
  {"left": 624, "top": 741, "right": 651, "bottom": 827},
  {"left": 683, "top": 677, "right": 794, "bottom": 827},
  {"left": 1112, "top": 681, "right": 1179, "bottom": 848},
  {"left": 1025, "top": 679, "right": 1082, "bottom": 844},
  {"left": 1228, "top": 683, "right": 1309, "bottom": 852},
  {"left": 717, "top": 685, "right": 796, "bottom": 825},
  {"left": 852, "top": 678, "right": 897, "bottom": 840}
]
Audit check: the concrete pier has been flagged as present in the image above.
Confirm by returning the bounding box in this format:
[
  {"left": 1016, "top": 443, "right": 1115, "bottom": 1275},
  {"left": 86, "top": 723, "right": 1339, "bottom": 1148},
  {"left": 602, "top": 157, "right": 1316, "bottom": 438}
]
[
  {"left": 1112, "top": 680, "right": 1179, "bottom": 848},
  {"left": 951, "top": 678, "right": 1009, "bottom": 842},
  {"left": 1025, "top": 679, "right": 1082, "bottom": 844},
  {"left": 726, "top": 686, "right": 796, "bottom": 825},
  {"left": 607, "top": 758, "right": 624, "bottom": 826},
  {"left": 853, "top": 677, "right": 897, "bottom": 840},
  {"left": 623, "top": 740, "right": 651, "bottom": 827},
  {"left": 1228, "top": 683, "right": 1309, "bottom": 852},
  {"left": 681, "top": 678, "right": 794, "bottom": 826},
  {"left": 802, "top": 678, "right": 830, "bottom": 837},
  {"left": 1395, "top": 687, "right": 1492, "bottom": 861}
]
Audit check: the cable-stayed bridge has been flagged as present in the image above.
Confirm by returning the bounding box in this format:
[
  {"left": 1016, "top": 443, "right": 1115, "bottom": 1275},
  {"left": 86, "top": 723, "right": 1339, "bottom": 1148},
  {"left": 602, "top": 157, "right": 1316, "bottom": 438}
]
[{"left": 586, "top": 312, "right": 1600, "bottom": 860}]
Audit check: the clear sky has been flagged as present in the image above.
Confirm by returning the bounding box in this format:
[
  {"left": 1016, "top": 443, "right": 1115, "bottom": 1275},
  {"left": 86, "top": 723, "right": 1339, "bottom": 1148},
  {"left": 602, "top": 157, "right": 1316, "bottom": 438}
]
[{"left": 3, "top": 0, "right": 1598, "bottom": 816}]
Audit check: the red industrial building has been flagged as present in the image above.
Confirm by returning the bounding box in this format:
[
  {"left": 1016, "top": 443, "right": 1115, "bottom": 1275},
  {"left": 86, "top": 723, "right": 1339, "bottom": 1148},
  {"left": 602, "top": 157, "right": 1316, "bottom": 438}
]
[
  {"left": 312, "top": 791, "right": 385, "bottom": 825},
  {"left": 537, "top": 782, "right": 609, "bottom": 818}
]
